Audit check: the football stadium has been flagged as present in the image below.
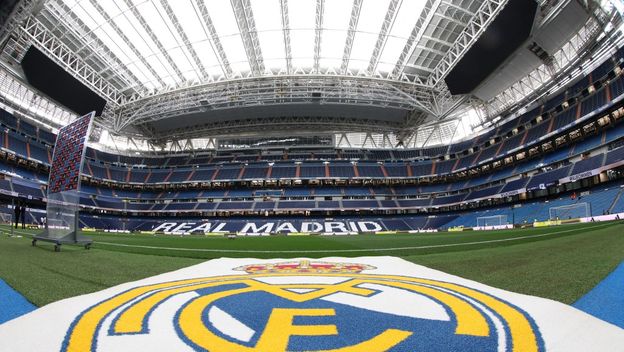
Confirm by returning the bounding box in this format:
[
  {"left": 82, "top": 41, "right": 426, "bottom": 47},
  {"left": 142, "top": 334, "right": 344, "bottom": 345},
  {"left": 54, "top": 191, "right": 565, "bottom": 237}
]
[{"left": 1, "top": 0, "right": 624, "bottom": 350}]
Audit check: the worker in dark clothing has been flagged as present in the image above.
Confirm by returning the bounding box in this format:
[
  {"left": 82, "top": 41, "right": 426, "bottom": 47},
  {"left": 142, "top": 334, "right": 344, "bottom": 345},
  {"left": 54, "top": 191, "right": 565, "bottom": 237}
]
[
  {"left": 20, "top": 202, "right": 26, "bottom": 229},
  {"left": 14, "top": 200, "right": 21, "bottom": 229}
]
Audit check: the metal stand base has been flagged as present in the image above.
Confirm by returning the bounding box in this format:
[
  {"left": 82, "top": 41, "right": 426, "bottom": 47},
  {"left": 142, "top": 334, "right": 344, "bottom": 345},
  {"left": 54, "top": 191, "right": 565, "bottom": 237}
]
[{"left": 32, "top": 231, "right": 92, "bottom": 252}]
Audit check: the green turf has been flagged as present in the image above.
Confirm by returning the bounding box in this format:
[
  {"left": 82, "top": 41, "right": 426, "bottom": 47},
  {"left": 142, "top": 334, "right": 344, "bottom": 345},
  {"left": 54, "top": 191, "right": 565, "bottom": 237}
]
[
  {"left": 0, "top": 221, "right": 623, "bottom": 307},
  {"left": 79, "top": 222, "right": 618, "bottom": 258}
]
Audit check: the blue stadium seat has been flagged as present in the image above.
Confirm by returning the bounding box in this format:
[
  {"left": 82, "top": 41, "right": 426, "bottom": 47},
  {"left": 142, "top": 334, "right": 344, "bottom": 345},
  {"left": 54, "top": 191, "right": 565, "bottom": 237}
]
[
  {"left": 397, "top": 199, "right": 431, "bottom": 207},
  {"left": 449, "top": 140, "right": 474, "bottom": 154},
  {"left": 217, "top": 201, "right": 253, "bottom": 210},
  {"left": 357, "top": 164, "right": 384, "bottom": 177},
  {"left": 168, "top": 169, "right": 192, "bottom": 183},
  {"left": 314, "top": 188, "right": 342, "bottom": 196},
  {"left": 191, "top": 168, "right": 218, "bottom": 181},
  {"left": 164, "top": 203, "right": 196, "bottom": 211},
  {"left": 227, "top": 189, "right": 253, "bottom": 198},
  {"left": 329, "top": 164, "right": 355, "bottom": 178},
  {"left": 580, "top": 89, "right": 607, "bottom": 117},
  {"left": 214, "top": 167, "right": 242, "bottom": 180},
  {"left": 343, "top": 187, "right": 372, "bottom": 196},
  {"left": 431, "top": 194, "right": 465, "bottom": 206},
  {"left": 341, "top": 200, "right": 379, "bottom": 208},
  {"left": 195, "top": 202, "right": 217, "bottom": 210},
  {"left": 466, "top": 185, "right": 502, "bottom": 200},
  {"left": 284, "top": 188, "right": 310, "bottom": 196},
  {"left": 242, "top": 166, "right": 268, "bottom": 179},
  {"left": 411, "top": 162, "right": 432, "bottom": 177},
  {"left": 500, "top": 178, "right": 529, "bottom": 193},
  {"left": 129, "top": 169, "right": 148, "bottom": 183},
  {"left": 270, "top": 165, "right": 297, "bottom": 179},
  {"left": 254, "top": 202, "right": 276, "bottom": 210},
  {"left": 300, "top": 164, "right": 326, "bottom": 178},
  {"left": 277, "top": 201, "right": 315, "bottom": 209},
  {"left": 29, "top": 143, "right": 50, "bottom": 163},
  {"left": 385, "top": 163, "right": 409, "bottom": 177},
  {"left": 435, "top": 160, "right": 454, "bottom": 175},
  {"left": 317, "top": 201, "right": 340, "bottom": 209},
  {"left": 571, "top": 154, "right": 605, "bottom": 175},
  {"left": 606, "top": 146, "right": 624, "bottom": 165},
  {"left": 526, "top": 165, "right": 572, "bottom": 190}
]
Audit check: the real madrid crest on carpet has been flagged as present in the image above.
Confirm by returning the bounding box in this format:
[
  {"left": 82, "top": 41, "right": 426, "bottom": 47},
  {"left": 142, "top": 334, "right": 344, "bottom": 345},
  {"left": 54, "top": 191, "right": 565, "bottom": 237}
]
[{"left": 1, "top": 257, "right": 623, "bottom": 351}]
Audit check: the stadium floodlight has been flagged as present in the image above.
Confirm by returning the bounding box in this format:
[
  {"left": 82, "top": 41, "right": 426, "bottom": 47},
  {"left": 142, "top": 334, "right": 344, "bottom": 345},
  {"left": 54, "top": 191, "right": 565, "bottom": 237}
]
[
  {"left": 476, "top": 215, "right": 508, "bottom": 228},
  {"left": 548, "top": 202, "right": 591, "bottom": 221}
]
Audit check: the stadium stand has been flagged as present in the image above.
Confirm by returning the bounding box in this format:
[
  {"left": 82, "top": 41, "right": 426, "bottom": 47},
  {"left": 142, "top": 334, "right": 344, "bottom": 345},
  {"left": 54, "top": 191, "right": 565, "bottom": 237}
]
[{"left": 1, "top": 46, "right": 624, "bottom": 233}]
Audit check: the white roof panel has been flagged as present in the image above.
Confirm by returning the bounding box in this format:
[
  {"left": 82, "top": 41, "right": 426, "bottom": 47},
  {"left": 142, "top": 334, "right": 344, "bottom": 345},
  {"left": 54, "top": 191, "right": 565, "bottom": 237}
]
[{"left": 50, "top": 0, "right": 438, "bottom": 92}]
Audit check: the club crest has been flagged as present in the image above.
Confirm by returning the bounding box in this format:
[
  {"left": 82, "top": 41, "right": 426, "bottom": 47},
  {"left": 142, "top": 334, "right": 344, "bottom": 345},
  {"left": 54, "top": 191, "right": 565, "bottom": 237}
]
[{"left": 62, "top": 260, "right": 544, "bottom": 351}]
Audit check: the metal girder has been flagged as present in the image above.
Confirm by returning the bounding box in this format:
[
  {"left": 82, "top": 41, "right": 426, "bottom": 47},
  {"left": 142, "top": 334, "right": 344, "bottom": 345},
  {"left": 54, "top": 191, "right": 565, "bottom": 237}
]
[
  {"left": 143, "top": 115, "right": 407, "bottom": 141},
  {"left": 230, "top": 0, "right": 265, "bottom": 75},
  {"left": 405, "top": 63, "right": 435, "bottom": 73},
  {"left": 431, "top": 81, "right": 469, "bottom": 118},
  {"left": 193, "top": 0, "right": 233, "bottom": 79},
  {"left": 114, "top": 75, "right": 436, "bottom": 131},
  {"left": 482, "top": 16, "right": 609, "bottom": 118},
  {"left": 313, "top": 0, "right": 324, "bottom": 73},
  {"left": 0, "top": 65, "right": 75, "bottom": 127},
  {"left": 158, "top": 0, "right": 209, "bottom": 80},
  {"left": 279, "top": 0, "right": 293, "bottom": 74},
  {"left": 391, "top": 0, "right": 442, "bottom": 79},
  {"left": 421, "top": 35, "right": 454, "bottom": 47},
  {"left": 367, "top": 0, "right": 401, "bottom": 75},
  {"left": 120, "top": 64, "right": 434, "bottom": 104},
  {"left": 397, "top": 113, "right": 460, "bottom": 148},
  {"left": 118, "top": 0, "right": 183, "bottom": 84},
  {"left": 20, "top": 16, "right": 123, "bottom": 105},
  {"left": 336, "top": 133, "right": 351, "bottom": 148},
  {"left": 0, "top": 0, "right": 41, "bottom": 51},
  {"left": 86, "top": 0, "right": 167, "bottom": 87},
  {"left": 396, "top": 110, "right": 428, "bottom": 141},
  {"left": 415, "top": 44, "right": 446, "bottom": 57},
  {"left": 426, "top": 0, "right": 509, "bottom": 86},
  {"left": 387, "top": 85, "right": 436, "bottom": 116},
  {"left": 340, "top": 0, "right": 363, "bottom": 74},
  {"left": 441, "top": 1, "right": 475, "bottom": 16},
  {"left": 434, "top": 11, "right": 468, "bottom": 26},
  {"left": 43, "top": 0, "right": 144, "bottom": 93}
]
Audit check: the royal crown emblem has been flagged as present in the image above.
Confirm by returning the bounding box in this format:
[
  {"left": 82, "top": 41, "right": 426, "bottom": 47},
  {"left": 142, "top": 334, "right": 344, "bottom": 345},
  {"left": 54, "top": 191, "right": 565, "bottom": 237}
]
[{"left": 234, "top": 260, "right": 376, "bottom": 274}]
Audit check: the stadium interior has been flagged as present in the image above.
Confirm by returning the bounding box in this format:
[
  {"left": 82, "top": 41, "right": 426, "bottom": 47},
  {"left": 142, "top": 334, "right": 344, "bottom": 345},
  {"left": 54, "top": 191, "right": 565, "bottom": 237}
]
[
  {"left": 3, "top": 36, "right": 624, "bottom": 232},
  {"left": 1, "top": 0, "right": 624, "bottom": 349}
]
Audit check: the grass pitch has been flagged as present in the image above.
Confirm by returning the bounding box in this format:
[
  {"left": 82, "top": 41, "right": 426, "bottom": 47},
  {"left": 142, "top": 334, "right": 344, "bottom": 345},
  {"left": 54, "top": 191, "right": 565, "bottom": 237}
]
[{"left": 0, "top": 221, "right": 623, "bottom": 307}]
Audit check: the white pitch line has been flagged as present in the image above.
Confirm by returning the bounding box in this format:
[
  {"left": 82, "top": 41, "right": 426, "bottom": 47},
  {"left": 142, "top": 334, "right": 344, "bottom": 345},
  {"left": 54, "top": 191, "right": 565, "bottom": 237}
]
[{"left": 86, "top": 222, "right": 614, "bottom": 254}]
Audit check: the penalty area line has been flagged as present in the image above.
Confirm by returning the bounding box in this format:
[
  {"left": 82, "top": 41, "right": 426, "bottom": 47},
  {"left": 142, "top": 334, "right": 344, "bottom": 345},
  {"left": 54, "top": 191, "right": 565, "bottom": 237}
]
[{"left": 90, "top": 222, "right": 613, "bottom": 254}]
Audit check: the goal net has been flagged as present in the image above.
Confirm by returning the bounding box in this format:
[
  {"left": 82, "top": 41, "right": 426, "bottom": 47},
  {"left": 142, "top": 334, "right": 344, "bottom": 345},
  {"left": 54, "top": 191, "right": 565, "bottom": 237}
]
[
  {"left": 549, "top": 202, "right": 591, "bottom": 220},
  {"left": 476, "top": 215, "right": 508, "bottom": 227}
]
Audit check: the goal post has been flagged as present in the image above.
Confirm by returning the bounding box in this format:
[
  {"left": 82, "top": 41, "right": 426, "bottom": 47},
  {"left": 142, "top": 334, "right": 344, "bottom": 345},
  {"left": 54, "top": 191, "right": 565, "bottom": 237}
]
[
  {"left": 548, "top": 202, "right": 591, "bottom": 221},
  {"left": 476, "top": 215, "right": 508, "bottom": 227}
]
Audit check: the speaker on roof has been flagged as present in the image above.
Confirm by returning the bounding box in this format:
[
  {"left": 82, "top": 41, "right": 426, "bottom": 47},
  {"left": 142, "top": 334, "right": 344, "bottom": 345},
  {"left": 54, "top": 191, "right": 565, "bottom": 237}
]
[
  {"left": 21, "top": 47, "right": 106, "bottom": 116},
  {"left": 445, "top": 0, "right": 538, "bottom": 95}
]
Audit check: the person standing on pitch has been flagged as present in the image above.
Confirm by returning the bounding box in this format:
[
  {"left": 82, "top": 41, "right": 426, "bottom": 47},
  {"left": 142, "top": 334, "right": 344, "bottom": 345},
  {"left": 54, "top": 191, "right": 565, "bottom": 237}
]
[
  {"left": 14, "top": 200, "right": 21, "bottom": 229},
  {"left": 20, "top": 202, "right": 26, "bottom": 229}
]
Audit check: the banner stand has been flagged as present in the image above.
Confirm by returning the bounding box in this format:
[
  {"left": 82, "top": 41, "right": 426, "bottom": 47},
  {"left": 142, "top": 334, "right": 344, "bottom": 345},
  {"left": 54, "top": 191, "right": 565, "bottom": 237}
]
[
  {"left": 32, "top": 112, "right": 95, "bottom": 252},
  {"left": 32, "top": 211, "right": 91, "bottom": 252}
]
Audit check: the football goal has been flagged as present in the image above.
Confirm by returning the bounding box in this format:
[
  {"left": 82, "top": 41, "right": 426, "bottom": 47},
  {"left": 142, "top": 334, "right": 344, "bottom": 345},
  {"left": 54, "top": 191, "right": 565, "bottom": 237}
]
[
  {"left": 549, "top": 202, "right": 591, "bottom": 220},
  {"left": 476, "top": 215, "right": 508, "bottom": 227}
]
